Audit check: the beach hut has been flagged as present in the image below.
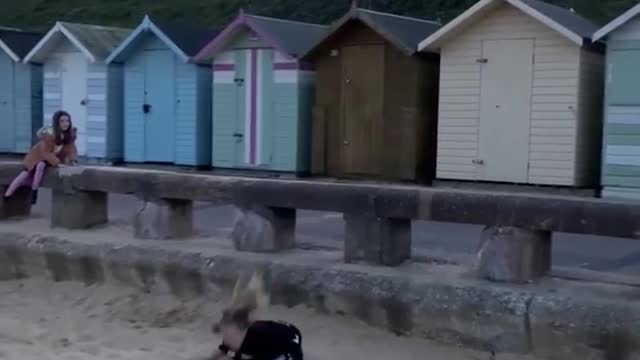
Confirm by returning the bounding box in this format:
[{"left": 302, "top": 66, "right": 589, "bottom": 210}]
[
  {"left": 194, "top": 12, "right": 327, "bottom": 173},
  {"left": 23, "top": 22, "right": 131, "bottom": 162},
  {"left": 593, "top": 4, "right": 640, "bottom": 199},
  {"left": 419, "top": 0, "right": 604, "bottom": 187},
  {"left": 301, "top": 7, "right": 441, "bottom": 182},
  {"left": 0, "top": 28, "right": 43, "bottom": 154},
  {"left": 106, "top": 16, "right": 216, "bottom": 166}
]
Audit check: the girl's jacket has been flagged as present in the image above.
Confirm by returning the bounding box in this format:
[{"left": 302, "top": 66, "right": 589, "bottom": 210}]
[{"left": 23, "top": 126, "right": 78, "bottom": 171}]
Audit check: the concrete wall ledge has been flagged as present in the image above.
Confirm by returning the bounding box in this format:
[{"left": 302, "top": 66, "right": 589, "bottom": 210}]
[
  {"left": 1, "top": 162, "right": 640, "bottom": 239},
  {"left": 0, "top": 230, "right": 639, "bottom": 359}
]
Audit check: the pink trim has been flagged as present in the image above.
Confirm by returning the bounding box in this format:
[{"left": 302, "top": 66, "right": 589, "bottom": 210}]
[
  {"left": 213, "top": 64, "right": 235, "bottom": 71},
  {"left": 194, "top": 12, "right": 296, "bottom": 62},
  {"left": 249, "top": 48, "right": 258, "bottom": 165},
  {"left": 273, "top": 62, "right": 315, "bottom": 71}
]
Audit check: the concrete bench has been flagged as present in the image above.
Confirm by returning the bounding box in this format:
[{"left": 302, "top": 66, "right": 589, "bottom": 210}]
[{"left": 2, "top": 161, "right": 639, "bottom": 284}]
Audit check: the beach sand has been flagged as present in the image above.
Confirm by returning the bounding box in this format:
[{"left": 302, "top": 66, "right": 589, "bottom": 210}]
[{"left": 0, "top": 279, "right": 542, "bottom": 360}]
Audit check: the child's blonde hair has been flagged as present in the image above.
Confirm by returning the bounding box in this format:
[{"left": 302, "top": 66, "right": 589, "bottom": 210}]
[{"left": 212, "top": 271, "right": 270, "bottom": 332}]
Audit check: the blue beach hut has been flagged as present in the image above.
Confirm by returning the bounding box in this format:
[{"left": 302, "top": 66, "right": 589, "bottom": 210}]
[
  {"left": 23, "top": 22, "right": 132, "bottom": 162},
  {"left": 0, "top": 28, "right": 43, "bottom": 154},
  {"left": 106, "top": 16, "right": 216, "bottom": 166}
]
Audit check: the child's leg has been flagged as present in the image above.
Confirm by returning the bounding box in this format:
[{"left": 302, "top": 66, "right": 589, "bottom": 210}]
[
  {"left": 31, "top": 162, "right": 47, "bottom": 190},
  {"left": 3, "top": 171, "right": 33, "bottom": 197}
]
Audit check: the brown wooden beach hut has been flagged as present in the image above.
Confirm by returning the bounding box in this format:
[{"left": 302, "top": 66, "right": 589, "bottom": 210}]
[{"left": 301, "top": 6, "right": 441, "bottom": 182}]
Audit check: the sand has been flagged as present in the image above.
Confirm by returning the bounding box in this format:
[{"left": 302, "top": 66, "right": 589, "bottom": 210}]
[{"left": 0, "top": 279, "right": 542, "bottom": 360}]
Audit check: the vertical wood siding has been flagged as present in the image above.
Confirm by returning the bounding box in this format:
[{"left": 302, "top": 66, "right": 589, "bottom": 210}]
[
  {"left": 609, "top": 17, "right": 640, "bottom": 41},
  {"left": 212, "top": 50, "right": 237, "bottom": 167},
  {"left": 0, "top": 52, "right": 15, "bottom": 152},
  {"left": 107, "top": 64, "right": 124, "bottom": 160},
  {"left": 42, "top": 62, "right": 62, "bottom": 126},
  {"left": 228, "top": 31, "right": 270, "bottom": 49},
  {"left": 86, "top": 63, "right": 107, "bottom": 158},
  {"left": 29, "top": 65, "right": 43, "bottom": 149},
  {"left": 602, "top": 17, "right": 640, "bottom": 196},
  {"left": 174, "top": 60, "right": 199, "bottom": 165},
  {"left": 211, "top": 38, "right": 313, "bottom": 172},
  {"left": 123, "top": 51, "right": 146, "bottom": 162},
  {"left": 196, "top": 64, "right": 212, "bottom": 166},
  {"left": 574, "top": 49, "right": 604, "bottom": 187},
  {"left": 437, "top": 3, "right": 581, "bottom": 185},
  {"left": 296, "top": 74, "right": 316, "bottom": 173},
  {"left": 13, "top": 63, "right": 37, "bottom": 153},
  {"left": 124, "top": 34, "right": 209, "bottom": 166}
]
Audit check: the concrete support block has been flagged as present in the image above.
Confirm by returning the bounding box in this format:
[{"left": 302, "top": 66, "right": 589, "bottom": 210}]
[
  {"left": 344, "top": 214, "right": 411, "bottom": 266},
  {"left": 476, "top": 226, "right": 551, "bottom": 283},
  {"left": 231, "top": 205, "right": 296, "bottom": 252},
  {"left": 0, "top": 186, "right": 31, "bottom": 220},
  {"left": 51, "top": 189, "right": 108, "bottom": 229},
  {"left": 134, "top": 198, "right": 193, "bottom": 240}
]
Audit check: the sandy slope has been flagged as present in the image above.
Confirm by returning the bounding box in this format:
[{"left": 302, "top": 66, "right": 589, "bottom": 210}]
[{"left": 0, "top": 280, "right": 541, "bottom": 360}]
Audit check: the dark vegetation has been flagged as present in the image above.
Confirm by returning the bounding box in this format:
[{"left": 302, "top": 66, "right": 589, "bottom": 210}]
[{"left": 0, "top": 0, "right": 635, "bottom": 33}]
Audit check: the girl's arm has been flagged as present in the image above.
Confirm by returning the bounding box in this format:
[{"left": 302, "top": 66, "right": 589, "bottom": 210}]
[
  {"left": 61, "top": 128, "right": 79, "bottom": 164},
  {"left": 36, "top": 137, "right": 61, "bottom": 167}
]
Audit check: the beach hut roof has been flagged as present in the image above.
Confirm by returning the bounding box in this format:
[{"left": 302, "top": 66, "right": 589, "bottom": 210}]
[
  {"left": 106, "top": 15, "right": 217, "bottom": 64},
  {"left": 419, "top": 0, "right": 599, "bottom": 51},
  {"left": 593, "top": 2, "right": 640, "bottom": 41},
  {"left": 302, "top": 6, "right": 441, "bottom": 59},
  {"left": 194, "top": 10, "right": 328, "bottom": 62},
  {"left": 0, "top": 28, "right": 43, "bottom": 62},
  {"left": 23, "top": 22, "right": 131, "bottom": 63}
]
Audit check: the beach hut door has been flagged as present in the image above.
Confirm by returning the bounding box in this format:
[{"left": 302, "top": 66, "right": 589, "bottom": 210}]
[
  {"left": 341, "top": 45, "right": 384, "bottom": 176},
  {"left": 0, "top": 55, "right": 15, "bottom": 151},
  {"left": 478, "top": 39, "right": 533, "bottom": 183},
  {"left": 143, "top": 50, "right": 175, "bottom": 163}
]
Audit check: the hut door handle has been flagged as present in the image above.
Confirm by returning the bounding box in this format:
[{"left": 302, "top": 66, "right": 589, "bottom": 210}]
[
  {"left": 80, "top": 99, "right": 88, "bottom": 106},
  {"left": 233, "top": 133, "right": 244, "bottom": 139},
  {"left": 345, "top": 79, "right": 351, "bottom": 84},
  {"left": 472, "top": 159, "right": 484, "bottom": 165},
  {"left": 343, "top": 140, "right": 350, "bottom": 145},
  {"left": 143, "top": 104, "right": 151, "bottom": 114}
]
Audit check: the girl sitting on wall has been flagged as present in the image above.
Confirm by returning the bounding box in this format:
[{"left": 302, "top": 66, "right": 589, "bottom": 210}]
[
  {"left": 210, "top": 272, "right": 304, "bottom": 360},
  {"left": 3, "top": 110, "right": 78, "bottom": 204}
]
